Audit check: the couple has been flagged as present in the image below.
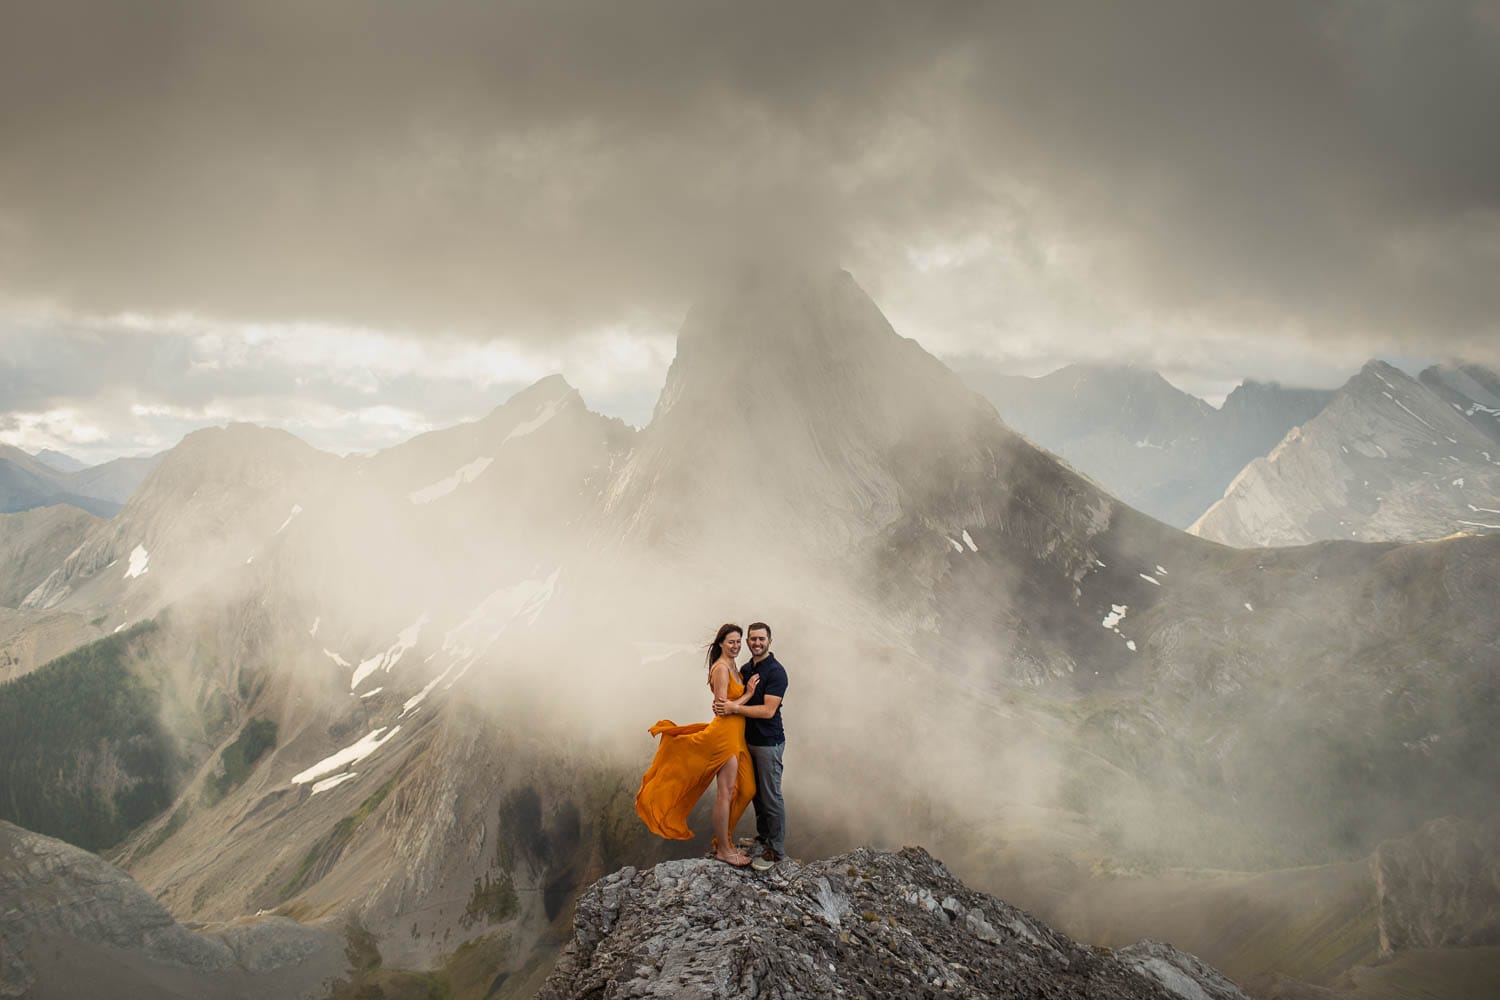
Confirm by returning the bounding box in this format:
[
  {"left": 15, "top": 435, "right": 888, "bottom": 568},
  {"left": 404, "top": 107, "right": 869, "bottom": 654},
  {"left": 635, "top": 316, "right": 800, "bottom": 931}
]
[{"left": 635, "top": 622, "right": 788, "bottom": 870}]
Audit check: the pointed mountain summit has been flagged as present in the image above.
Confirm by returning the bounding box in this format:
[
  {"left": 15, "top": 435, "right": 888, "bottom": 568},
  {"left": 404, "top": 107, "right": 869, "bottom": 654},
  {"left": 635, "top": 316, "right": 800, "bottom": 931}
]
[
  {"left": 606, "top": 266, "right": 995, "bottom": 558},
  {"left": 32, "top": 448, "right": 88, "bottom": 474}
]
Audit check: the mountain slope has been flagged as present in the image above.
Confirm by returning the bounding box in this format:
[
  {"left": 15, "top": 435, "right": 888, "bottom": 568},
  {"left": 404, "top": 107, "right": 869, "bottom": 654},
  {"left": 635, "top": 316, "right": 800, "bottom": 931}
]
[
  {"left": 0, "top": 444, "right": 161, "bottom": 517},
  {"left": 1190, "top": 362, "right": 1500, "bottom": 547},
  {"left": 0, "top": 505, "right": 99, "bottom": 608},
  {"left": 0, "top": 819, "right": 342, "bottom": 1000},
  {"left": 19, "top": 424, "right": 337, "bottom": 628}
]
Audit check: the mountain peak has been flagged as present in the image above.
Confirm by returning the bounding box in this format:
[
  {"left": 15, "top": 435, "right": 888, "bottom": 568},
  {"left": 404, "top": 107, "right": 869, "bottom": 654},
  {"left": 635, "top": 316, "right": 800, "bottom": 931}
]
[
  {"left": 491, "top": 372, "right": 578, "bottom": 415},
  {"left": 538, "top": 846, "right": 1249, "bottom": 1000}
]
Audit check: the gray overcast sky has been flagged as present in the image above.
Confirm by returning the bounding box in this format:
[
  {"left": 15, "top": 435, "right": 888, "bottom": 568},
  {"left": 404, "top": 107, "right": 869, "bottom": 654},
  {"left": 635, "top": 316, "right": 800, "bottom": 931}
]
[{"left": 2, "top": 1, "right": 1498, "bottom": 461}]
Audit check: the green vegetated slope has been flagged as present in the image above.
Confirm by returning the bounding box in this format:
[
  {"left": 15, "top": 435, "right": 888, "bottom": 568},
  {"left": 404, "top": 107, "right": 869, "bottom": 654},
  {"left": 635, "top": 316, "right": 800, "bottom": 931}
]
[{"left": 0, "top": 621, "right": 180, "bottom": 850}]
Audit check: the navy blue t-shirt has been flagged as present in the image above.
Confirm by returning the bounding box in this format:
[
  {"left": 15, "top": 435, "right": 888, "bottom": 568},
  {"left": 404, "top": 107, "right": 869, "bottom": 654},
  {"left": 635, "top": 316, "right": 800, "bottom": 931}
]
[{"left": 741, "top": 653, "right": 788, "bottom": 746}]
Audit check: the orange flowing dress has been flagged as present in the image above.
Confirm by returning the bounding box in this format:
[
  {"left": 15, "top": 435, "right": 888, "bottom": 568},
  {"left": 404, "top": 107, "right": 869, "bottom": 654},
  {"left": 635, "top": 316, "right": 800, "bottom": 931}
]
[{"left": 635, "top": 666, "right": 756, "bottom": 851}]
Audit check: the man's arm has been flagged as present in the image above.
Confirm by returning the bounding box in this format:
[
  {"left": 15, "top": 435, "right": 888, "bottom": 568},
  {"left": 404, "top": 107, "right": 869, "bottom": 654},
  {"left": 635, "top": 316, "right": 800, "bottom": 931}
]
[{"left": 731, "top": 694, "right": 781, "bottom": 719}]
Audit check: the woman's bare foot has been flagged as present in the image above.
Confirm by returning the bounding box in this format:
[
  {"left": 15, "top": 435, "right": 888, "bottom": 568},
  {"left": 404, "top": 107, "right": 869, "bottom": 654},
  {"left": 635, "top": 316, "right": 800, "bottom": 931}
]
[{"left": 715, "top": 849, "right": 752, "bottom": 867}]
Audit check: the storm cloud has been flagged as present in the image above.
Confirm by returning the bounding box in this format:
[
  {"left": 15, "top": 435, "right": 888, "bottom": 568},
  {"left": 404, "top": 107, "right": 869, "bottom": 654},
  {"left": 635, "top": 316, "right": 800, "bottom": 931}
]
[{"left": 2, "top": 0, "right": 1498, "bottom": 449}]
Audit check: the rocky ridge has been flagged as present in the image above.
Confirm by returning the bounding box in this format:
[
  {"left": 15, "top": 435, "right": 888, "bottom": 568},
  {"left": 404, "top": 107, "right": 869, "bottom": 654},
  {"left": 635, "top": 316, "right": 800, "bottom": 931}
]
[{"left": 537, "top": 846, "right": 1249, "bottom": 1000}]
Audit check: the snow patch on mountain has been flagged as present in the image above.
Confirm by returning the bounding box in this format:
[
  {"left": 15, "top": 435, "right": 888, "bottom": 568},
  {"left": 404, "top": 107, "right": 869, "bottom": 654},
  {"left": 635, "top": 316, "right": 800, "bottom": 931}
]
[
  {"left": 350, "top": 614, "right": 429, "bottom": 690},
  {"left": 124, "top": 545, "right": 150, "bottom": 579},
  {"left": 276, "top": 504, "right": 303, "bottom": 533},
  {"left": 292, "top": 726, "right": 402, "bottom": 785},
  {"left": 503, "top": 396, "right": 568, "bottom": 445},
  {"left": 409, "top": 457, "right": 494, "bottom": 505},
  {"left": 310, "top": 772, "right": 359, "bottom": 795}
]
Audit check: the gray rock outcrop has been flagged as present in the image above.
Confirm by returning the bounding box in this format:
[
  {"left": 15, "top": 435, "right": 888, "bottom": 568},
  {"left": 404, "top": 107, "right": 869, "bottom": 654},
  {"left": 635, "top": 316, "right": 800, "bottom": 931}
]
[
  {"left": 0, "top": 819, "right": 341, "bottom": 999},
  {"left": 537, "top": 846, "right": 1250, "bottom": 999}
]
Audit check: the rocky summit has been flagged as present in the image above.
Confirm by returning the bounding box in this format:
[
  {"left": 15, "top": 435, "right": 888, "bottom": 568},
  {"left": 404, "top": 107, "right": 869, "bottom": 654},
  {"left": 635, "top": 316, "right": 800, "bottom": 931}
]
[{"left": 537, "top": 846, "right": 1248, "bottom": 1000}]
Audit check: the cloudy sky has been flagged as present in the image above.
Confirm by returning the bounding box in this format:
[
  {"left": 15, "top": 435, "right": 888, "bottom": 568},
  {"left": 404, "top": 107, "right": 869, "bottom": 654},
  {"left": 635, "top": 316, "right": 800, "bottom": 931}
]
[{"left": 3, "top": 0, "right": 1498, "bottom": 462}]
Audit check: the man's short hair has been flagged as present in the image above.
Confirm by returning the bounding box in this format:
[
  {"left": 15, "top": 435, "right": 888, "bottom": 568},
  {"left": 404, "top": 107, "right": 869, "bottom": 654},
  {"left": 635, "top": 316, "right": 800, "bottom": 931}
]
[{"left": 747, "top": 621, "right": 772, "bottom": 639}]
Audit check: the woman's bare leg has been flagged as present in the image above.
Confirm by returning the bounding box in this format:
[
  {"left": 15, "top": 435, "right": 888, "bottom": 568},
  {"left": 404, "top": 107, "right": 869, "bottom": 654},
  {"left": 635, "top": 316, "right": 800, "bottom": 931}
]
[{"left": 713, "top": 758, "right": 749, "bottom": 865}]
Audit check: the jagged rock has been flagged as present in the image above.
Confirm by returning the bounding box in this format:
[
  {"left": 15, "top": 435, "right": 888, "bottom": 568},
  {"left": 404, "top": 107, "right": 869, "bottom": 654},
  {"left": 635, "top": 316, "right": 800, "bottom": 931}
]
[
  {"left": 1373, "top": 816, "right": 1500, "bottom": 956},
  {"left": 537, "top": 846, "right": 1250, "bottom": 999},
  {"left": 0, "top": 820, "right": 341, "bottom": 999}
]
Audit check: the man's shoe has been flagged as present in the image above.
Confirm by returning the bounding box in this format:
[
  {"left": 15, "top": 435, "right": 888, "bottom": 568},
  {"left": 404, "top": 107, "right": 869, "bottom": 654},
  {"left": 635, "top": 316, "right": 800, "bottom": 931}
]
[{"left": 750, "top": 849, "right": 780, "bottom": 872}]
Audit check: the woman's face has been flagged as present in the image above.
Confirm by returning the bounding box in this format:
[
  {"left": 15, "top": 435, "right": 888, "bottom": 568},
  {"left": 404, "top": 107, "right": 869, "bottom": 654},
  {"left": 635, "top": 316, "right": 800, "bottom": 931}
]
[{"left": 721, "top": 630, "right": 742, "bottom": 660}]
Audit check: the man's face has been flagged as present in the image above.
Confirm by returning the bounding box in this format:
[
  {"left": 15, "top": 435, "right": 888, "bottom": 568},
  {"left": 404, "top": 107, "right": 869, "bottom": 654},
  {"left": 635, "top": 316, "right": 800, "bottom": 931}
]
[{"left": 747, "top": 629, "right": 770, "bottom": 658}]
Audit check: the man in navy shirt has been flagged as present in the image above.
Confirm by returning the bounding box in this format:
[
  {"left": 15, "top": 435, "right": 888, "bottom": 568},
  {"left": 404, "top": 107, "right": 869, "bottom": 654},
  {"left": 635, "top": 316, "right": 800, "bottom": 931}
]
[{"left": 713, "top": 621, "right": 788, "bottom": 870}]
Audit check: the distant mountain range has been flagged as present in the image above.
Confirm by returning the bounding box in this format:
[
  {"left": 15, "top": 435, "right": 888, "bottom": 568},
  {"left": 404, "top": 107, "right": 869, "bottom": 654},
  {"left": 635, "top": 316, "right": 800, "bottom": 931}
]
[
  {"left": 1190, "top": 361, "right": 1500, "bottom": 547},
  {"left": 958, "top": 362, "right": 1332, "bottom": 528},
  {"left": 0, "top": 445, "right": 162, "bottom": 518}
]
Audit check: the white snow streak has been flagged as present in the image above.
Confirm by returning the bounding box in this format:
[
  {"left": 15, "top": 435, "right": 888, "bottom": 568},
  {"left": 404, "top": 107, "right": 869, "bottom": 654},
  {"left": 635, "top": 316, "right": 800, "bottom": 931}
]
[
  {"left": 502, "top": 397, "right": 567, "bottom": 445},
  {"left": 402, "top": 665, "right": 455, "bottom": 717},
  {"left": 947, "top": 537, "right": 964, "bottom": 553},
  {"left": 292, "top": 727, "right": 401, "bottom": 785},
  {"left": 1457, "top": 520, "right": 1500, "bottom": 530},
  {"left": 409, "top": 457, "right": 494, "bottom": 505},
  {"left": 1453, "top": 478, "right": 1465, "bottom": 487},
  {"left": 961, "top": 530, "right": 979, "bottom": 552},
  {"left": 1101, "top": 604, "right": 1128, "bottom": 630},
  {"left": 276, "top": 504, "right": 303, "bottom": 533},
  {"left": 1469, "top": 504, "right": 1500, "bottom": 515},
  {"left": 1139, "top": 573, "right": 1161, "bottom": 586},
  {"left": 309, "top": 617, "right": 321, "bottom": 637},
  {"left": 1244, "top": 602, "right": 1254, "bottom": 612},
  {"left": 350, "top": 614, "right": 430, "bottom": 690},
  {"left": 124, "top": 545, "right": 150, "bottom": 579},
  {"left": 1393, "top": 397, "right": 1434, "bottom": 429},
  {"left": 1125, "top": 640, "right": 1137, "bottom": 652},
  {"left": 310, "top": 772, "right": 359, "bottom": 795},
  {"left": 1155, "top": 565, "right": 1168, "bottom": 575},
  {"left": 324, "top": 649, "right": 350, "bottom": 668},
  {"left": 359, "top": 687, "right": 383, "bottom": 698}
]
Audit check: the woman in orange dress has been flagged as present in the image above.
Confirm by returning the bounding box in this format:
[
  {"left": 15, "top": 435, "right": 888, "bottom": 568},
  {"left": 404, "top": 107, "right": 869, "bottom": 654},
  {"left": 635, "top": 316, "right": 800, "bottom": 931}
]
[{"left": 636, "top": 623, "right": 761, "bottom": 866}]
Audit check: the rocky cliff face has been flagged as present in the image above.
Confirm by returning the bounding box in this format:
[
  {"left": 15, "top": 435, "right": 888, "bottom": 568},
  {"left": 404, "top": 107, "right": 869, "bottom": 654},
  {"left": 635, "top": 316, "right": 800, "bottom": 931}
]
[
  {"left": 0, "top": 819, "right": 342, "bottom": 999},
  {"left": 1191, "top": 361, "right": 1500, "bottom": 546},
  {"left": 537, "top": 846, "right": 1248, "bottom": 1000}
]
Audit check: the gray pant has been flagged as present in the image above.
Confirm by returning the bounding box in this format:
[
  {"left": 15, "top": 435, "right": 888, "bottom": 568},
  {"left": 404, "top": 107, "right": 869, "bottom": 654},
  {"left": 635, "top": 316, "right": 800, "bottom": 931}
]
[{"left": 747, "top": 742, "right": 786, "bottom": 856}]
